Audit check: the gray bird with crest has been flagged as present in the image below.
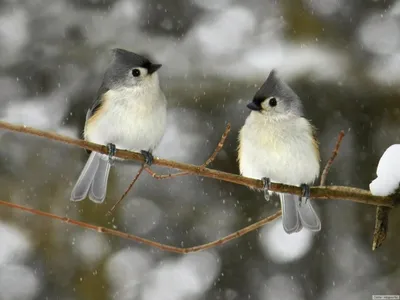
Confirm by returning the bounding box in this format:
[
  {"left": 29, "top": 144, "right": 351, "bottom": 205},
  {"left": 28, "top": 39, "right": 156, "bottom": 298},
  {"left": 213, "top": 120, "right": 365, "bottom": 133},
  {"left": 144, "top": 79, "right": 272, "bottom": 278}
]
[
  {"left": 238, "top": 70, "right": 321, "bottom": 234},
  {"left": 70, "top": 48, "right": 167, "bottom": 203}
]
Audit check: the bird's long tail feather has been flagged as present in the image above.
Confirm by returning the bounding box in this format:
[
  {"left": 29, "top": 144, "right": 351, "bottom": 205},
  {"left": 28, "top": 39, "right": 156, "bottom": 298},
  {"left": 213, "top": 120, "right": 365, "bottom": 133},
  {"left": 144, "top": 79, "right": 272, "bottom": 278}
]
[
  {"left": 297, "top": 197, "right": 321, "bottom": 231},
  {"left": 279, "top": 193, "right": 321, "bottom": 234},
  {"left": 88, "top": 155, "right": 111, "bottom": 203},
  {"left": 70, "top": 152, "right": 101, "bottom": 201}
]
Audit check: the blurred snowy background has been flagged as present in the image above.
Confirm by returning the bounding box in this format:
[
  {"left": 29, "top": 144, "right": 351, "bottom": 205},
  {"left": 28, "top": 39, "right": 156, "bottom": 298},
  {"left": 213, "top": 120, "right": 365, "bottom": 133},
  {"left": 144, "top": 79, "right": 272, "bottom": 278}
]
[{"left": 0, "top": 0, "right": 400, "bottom": 299}]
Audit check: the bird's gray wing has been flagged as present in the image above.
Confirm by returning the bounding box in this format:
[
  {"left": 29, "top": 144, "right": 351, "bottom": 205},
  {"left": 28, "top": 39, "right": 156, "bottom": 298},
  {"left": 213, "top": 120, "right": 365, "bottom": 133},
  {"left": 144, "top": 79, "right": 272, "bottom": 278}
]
[
  {"left": 88, "top": 155, "right": 111, "bottom": 203},
  {"left": 70, "top": 152, "right": 101, "bottom": 201},
  {"left": 71, "top": 84, "right": 111, "bottom": 201},
  {"left": 279, "top": 193, "right": 302, "bottom": 234},
  {"left": 297, "top": 197, "right": 321, "bottom": 231},
  {"left": 86, "top": 85, "right": 108, "bottom": 121},
  {"left": 84, "top": 85, "right": 109, "bottom": 153}
]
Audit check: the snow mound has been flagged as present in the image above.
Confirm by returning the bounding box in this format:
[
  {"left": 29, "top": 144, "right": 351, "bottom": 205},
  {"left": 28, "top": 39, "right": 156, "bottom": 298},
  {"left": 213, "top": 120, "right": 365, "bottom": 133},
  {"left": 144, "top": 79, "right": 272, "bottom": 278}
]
[{"left": 370, "top": 144, "right": 400, "bottom": 196}]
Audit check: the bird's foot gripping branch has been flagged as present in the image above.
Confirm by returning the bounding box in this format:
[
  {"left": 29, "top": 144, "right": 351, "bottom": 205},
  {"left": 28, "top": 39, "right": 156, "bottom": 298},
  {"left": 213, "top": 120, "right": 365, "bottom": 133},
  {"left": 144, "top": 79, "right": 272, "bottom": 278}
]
[{"left": 0, "top": 120, "right": 397, "bottom": 253}]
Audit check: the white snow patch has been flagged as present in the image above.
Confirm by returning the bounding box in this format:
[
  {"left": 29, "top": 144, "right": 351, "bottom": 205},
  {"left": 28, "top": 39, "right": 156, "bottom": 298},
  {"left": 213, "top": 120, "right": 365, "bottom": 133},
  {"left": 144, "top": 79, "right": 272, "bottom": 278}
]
[
  {"left": 120, "top": 197, "right": 162, "bottom": 235},
  {"left": 370, "top": 144, "right": 400, "bottom": 196},
  {"left": 241, "top": 43, "right": 347, "bottom": 81},
  {"left": 142, "top": 252, "right": 220, "bottom": 300},
  {"left": 259, "top": 274, "right": 304, "bottom": 300},
  {"left": 332, "top": 237, "right": 376, "bottom": 276},
  {"left": 390, "top": 1, "right": 400, "bottom": 16},
  {"left": 156, "top": 108, "right": 208, "bottom": 163},
  {"left": 0, "top": 8, "right": 29, "bottom": 66},
  {"left": 195, "top": 200, "right": 237, "bottom": 243},
  {"left": 1, "top": 96, "right": 67, "bottom": 131},
  {"left": 110, "top": 0, "right": 143, "bottom": 22},
  {"left": 259, "top": 219, "right": 314, "bottom": 263},
  {"left": 193, "top": 0, "right": 233, "bottom": 11},
  {"left": 368, "top": 54, "right": 400, "bottom": 85},
  {"left": 193, "top": 6, "right": 256, "bottom": 57},
  {"left": 358, "top": 13, "right": 400, "bottom": 55},
  {"left": 105, "top": 248, "right": 154, "bottom": 300},
  {"left": 0, "top": 76, "right": 25, "bottom": 104},
  {"left": 0, "top": 264, "right": 40, "bottom": 300},
  {"left": 85, "top": 0, "right": 142, "bottom": 45},
  {"left": 303, "top": 0, "right": 344, "bottom": 16},
  {"left": 72, "top": 230, "right": 111, "bottom": 267},
  {"left": 56, "top": 125, "right": 79, "bottom": 139},
  {"left": 0, "top": 222, "right": 31, "bottom": 265}
]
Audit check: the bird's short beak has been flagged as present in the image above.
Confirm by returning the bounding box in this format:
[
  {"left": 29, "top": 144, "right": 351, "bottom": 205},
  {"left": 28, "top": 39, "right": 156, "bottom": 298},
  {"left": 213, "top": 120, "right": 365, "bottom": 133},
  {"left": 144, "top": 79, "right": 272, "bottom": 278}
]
[
  {"left": 247, "top": 101, "right": 262, "bottom": 111},
  {"left": 147, "top": 63, "right": 162, "bottom": 74}
]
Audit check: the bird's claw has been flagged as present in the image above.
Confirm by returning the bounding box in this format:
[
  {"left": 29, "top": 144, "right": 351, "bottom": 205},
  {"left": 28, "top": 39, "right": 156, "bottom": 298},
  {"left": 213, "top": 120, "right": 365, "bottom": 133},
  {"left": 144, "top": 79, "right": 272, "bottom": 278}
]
[
  {"left": 107, "top": 143, "right": 116, "bottom": 166},
  {"left": 300, "top": 183, "right": 310, "bottom": 204},
  {"left": 141, "top": 150, "right": 154, "bottom": 166},
  {"left": 262, "top": 177, "right": 271, "bottom": 201}
]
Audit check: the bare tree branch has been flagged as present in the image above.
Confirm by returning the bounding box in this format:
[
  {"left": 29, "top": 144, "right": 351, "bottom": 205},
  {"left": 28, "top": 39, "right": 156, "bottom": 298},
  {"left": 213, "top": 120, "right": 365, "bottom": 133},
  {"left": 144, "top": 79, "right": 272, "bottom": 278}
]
[
  {"left": 0, "top": 120, "right": 398, "bottom": 252},
  {"left": 371, "top": 186, "right": 400, "bottom": 250},
  {"left": 372, "top": 206, "right": 391, "bottom": 251},
  {"left": 0, "top": 199, "right": 281, "bottom": 254},
  {"left": 0, "top": 121, "right": 395, "bottom": 208}
]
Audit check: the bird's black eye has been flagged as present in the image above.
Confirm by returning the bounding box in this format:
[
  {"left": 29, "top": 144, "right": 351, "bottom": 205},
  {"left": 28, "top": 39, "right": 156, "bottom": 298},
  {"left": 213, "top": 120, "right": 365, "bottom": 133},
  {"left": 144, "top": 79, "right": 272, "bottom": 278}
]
[
  {"left": 132, "top": 69, "right": 141, "bottom": 77},
  {"left": 269, "top": 97, "right": 277, "bottom": 107}
]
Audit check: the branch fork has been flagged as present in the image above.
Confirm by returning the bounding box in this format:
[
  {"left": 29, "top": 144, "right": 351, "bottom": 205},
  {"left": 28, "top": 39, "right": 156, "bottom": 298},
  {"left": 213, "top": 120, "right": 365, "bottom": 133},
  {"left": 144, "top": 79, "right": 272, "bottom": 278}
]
[{"left": 0, "top": 120, "right": 397, "bottom": 252}]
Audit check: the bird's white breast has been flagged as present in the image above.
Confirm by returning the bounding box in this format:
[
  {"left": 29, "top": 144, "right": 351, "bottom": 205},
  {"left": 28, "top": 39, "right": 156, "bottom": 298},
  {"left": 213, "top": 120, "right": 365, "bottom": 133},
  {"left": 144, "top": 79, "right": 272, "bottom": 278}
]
[
  {"left": 85, "top": 87, "right": 167, "bottom": 152},
  {"left": 238, "top": 113, "right": 320, "bottom": 186}
]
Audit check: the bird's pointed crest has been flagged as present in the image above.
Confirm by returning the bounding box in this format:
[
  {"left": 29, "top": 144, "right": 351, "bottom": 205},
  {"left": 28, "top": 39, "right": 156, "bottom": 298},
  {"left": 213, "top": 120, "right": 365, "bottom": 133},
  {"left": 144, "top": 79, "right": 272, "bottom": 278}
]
[
  {"left": 253, "top": 69, "right": 300, "bottom": 103},
  {"left": 110, "top": 48, "right": 152, "bottom": 68}
]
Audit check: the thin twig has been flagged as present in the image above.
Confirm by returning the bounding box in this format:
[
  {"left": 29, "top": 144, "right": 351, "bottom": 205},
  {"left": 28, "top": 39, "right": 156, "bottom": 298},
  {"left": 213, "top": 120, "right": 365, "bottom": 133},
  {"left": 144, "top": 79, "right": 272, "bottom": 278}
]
[
  {"left": 320, "top": 130, "right": 346, "bottom": 186},
  {"left": 0, "top": 199, "right": 281, "bottom": 254},
  {"left": 371, "top": 184, "right": 400, "bottom": 250},
  {"left": 146, "top": 123, "right": 231, "bottom": 179},
  {"left": 185, "top": 210, "right": 282, "bottom": 252},
  {"left": 144, "top": 167, "right": 190, "bottom": 179},
  {"left": 372, "top": 206, "right": 391, "bottom": 251},
  {"left": 0, "top": 121, "right": 395, "bottom": 207},
  {"left": 202, "top": 123, "right": 231, "bottom": 167},
  {"left": 107, "top": 163, "right": 145, "bottom": 215},
  {"left": 145, "top": 168, "right": 188, "bottom": 179}
]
